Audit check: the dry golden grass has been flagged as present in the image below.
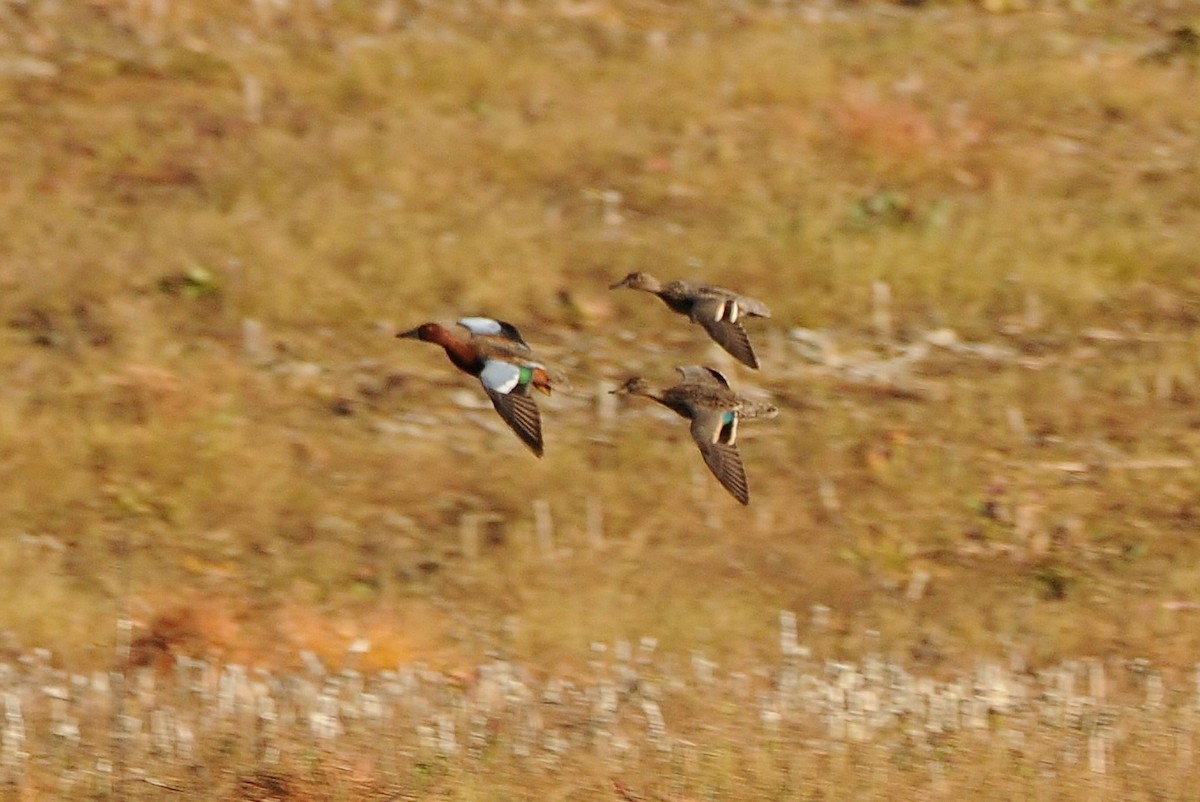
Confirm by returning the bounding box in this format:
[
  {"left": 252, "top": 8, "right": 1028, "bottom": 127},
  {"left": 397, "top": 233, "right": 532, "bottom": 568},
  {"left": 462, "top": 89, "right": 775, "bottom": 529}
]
[{"left": 1, "top": 0, "right": 1200, "bottom": 797}]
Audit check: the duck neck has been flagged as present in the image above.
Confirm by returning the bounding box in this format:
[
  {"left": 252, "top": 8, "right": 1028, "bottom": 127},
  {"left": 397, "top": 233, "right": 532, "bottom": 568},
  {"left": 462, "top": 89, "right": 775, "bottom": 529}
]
[
  {"left": 425, "top": 326, "right": 484, "bottom": 375},
  {"left": 639, "top": 274, "right": 663, "bottom": 293},
  {"left": 646, "top": 387, "right": 695, "bottom": 419},
  {"left": 640, "top": 388, "right": 670, "bottom": 408}
]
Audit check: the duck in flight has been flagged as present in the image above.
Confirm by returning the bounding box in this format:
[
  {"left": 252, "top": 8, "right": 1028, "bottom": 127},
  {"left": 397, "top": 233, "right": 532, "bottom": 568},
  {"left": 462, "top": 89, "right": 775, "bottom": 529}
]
[
  {"left": 397, "top": 317, "right": 553, "bottom": 457},
  {"left": 610, "top": 272, "right": 771, "bottom": 369},
  {"left": 610, "top": 365, "right": 778, "bottom": 505}
]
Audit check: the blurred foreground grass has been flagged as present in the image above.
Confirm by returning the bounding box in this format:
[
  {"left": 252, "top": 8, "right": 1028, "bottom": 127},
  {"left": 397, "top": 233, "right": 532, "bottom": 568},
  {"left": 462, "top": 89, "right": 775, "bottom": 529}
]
[
  {"left": 1, "top": 0, "right": 1200, "bottom": 796},
  {"left": 1, "top": 621, "right": 1197, "bottom": 800}
]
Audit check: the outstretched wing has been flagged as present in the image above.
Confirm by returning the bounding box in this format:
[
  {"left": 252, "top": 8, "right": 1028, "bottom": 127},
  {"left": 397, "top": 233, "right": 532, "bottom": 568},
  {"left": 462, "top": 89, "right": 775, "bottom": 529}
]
[
  {"left": 457, "top": 317, "right": 531, "bottom": 350},
  {"left": 687, "top": 408, "right": 747, "bottom": 503},
  {"left": 695, "top": 439, "right": 749, "bottom": 506},
  {"left": 485, "top": 387, "right": 544, "bottom": 458},
  {"left": 478, "top": 359, "right": 544, "bottom": 456},
  {"left": 692, "top": 299, "right": 761, "bottom": 369},
  {"left": 689, "top": 406, "right": 738, "bottom": 447},
  {"left": 675, "top": 365, "right": 730, "bottom": 388}
]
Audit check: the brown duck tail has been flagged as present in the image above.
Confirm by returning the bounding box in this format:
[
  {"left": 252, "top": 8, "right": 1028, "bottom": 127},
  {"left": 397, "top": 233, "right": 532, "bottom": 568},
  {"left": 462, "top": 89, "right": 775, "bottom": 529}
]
[{"left": 531, "top": 366, "right": 553, "bottom": 396}]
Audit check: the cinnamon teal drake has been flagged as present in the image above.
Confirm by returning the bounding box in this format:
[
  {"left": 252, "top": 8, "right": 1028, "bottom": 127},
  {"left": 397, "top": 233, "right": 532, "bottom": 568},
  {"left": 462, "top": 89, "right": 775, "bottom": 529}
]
[
  {"left": 610, "top": 365, "right": 778, "bottom": 505},
  {"left": 610, "top": 272, "right": 771, "bottom": 369},
  {"left": 397, "top": 317, "right": 553, "bottom": 457}
]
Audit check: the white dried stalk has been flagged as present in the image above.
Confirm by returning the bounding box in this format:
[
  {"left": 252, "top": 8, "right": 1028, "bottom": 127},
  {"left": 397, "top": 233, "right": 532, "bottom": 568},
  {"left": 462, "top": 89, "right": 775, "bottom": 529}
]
[
  {"left": 533, "top": 499, "right": 554, "bottom": 556},
  {"left": 872, "top": 280, "right": 892, "bottom": 339}
]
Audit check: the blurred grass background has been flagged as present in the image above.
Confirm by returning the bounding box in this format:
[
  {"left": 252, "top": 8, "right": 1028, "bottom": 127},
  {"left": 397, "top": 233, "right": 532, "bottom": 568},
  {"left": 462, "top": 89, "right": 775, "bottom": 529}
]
[{"left": 1, "top": 0, "right": 1199, "bottom": 696}]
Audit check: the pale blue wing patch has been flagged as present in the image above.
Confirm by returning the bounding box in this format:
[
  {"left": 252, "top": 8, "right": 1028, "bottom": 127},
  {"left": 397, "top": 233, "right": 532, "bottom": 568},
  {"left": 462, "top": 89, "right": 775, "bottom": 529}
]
[
  {"left": 457, "top": 317, "right": 529, "bottom": 347},
  {"left": 457, "top": 317, "right": 503, "bottom": 335},
  {"left": 479, "top": 360, "right": 523, "bottom": 394}
]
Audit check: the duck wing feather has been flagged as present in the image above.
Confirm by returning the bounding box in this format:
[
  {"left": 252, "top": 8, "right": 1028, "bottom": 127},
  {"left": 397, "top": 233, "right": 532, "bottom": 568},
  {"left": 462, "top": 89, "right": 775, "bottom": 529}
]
[
  {"left": 685, "top": 408, "right": 748, "bottom": 503},
  {"left": 691, "top": 299, "right": 761, "bottom": 369},
  {"left": 675, "top": 365, "right": 731, "bottom": 387},
  {"left": 485, "top": 386, "right": 544, "bottom": 457}
]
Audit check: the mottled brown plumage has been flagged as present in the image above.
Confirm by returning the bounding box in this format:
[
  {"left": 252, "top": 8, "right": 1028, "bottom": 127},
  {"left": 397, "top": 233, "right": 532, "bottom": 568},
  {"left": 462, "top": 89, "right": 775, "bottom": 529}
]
[
  {"left": 610, "top": 272, "right": 771, "bottom": 369},
  {"left": 610, "top": 365, "right": 778, "bottom": 505}
]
